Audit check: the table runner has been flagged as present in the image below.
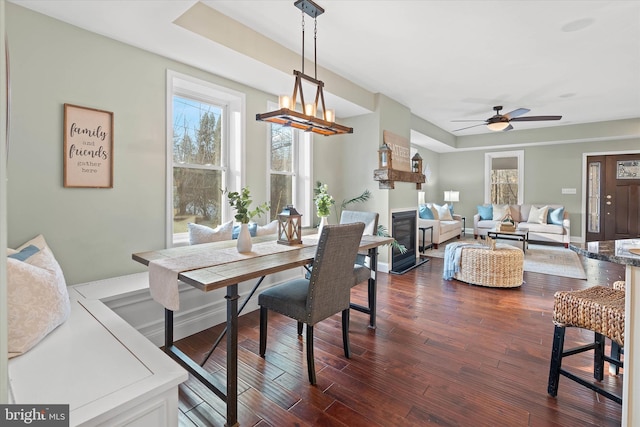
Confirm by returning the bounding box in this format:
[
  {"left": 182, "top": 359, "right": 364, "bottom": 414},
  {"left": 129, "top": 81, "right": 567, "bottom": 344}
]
[{"left": 149, "top": 240, "right": 313, "bottom": 310}]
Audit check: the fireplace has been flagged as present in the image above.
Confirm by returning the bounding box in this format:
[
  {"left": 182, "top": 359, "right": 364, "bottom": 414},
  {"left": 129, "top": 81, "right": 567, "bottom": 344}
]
[{"left": 390, "top": 210, "right": 428, "bottom": 274}]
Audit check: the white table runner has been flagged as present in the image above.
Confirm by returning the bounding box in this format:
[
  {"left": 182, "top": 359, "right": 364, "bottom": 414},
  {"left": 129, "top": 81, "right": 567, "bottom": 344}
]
[{"left": 149, "top": 241, "right": 312, "bottom": 310}]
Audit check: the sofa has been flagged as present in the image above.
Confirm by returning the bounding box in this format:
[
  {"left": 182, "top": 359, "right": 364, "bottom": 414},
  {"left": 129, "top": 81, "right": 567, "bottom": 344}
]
[
  {"left": 418, "top": 203, "right": 463, "bottom": 249},
  {"left": 473, "top": 204, "right": 570, "bottom": 247}
]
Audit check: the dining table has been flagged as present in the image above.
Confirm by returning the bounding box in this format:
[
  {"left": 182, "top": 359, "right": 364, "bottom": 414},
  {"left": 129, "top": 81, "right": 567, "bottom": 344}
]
[
  {"left": 570, "top": 239, "right": 640, "bottom": 427},
  {"left": 132, "top": 231, "right": 393, "bottom": 427}
]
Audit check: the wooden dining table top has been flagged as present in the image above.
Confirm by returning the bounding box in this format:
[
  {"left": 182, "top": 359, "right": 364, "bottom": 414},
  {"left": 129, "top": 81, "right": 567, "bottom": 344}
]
[{"left": 132, "top": 233, "right": 393, "bottom": 293}]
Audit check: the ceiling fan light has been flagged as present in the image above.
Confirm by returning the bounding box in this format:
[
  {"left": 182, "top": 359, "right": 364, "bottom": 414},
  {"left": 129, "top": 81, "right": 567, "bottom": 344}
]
[{"left": 487, "top": 121, "right": 510, "bottom": 131}]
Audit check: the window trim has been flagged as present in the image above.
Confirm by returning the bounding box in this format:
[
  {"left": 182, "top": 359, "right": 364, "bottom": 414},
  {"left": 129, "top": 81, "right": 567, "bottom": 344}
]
[
  {"left": 484, "top": 150, "right": 524, "bottom": 205},
  {"left": 167, "top": 70, "right": 245, "bottom": 247},
  {"left": 266, "top": 101, "right": 313, "bottom": 226}
]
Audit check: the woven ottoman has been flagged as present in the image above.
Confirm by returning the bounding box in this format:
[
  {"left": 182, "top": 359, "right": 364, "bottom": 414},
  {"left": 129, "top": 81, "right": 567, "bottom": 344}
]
[{"left": 454, "top": 244, "right": 524, "bottom": 288}]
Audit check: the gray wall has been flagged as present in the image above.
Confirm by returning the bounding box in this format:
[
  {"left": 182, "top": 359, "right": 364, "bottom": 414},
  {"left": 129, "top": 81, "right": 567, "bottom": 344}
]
[
  {"left": 426, "top": 139, "right": 640, "bottom": 238},
  {"left": 6, "top": 4, "right": 275, "bottom": 284}
]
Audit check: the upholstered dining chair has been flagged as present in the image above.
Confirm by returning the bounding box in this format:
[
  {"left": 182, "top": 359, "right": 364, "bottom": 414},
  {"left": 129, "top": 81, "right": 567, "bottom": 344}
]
[
  {"left": 339, "top": 210, "right": 379, "bottom": 287},
  {"left": 258, "top": 222, "right": 365, "bottom": 385}
]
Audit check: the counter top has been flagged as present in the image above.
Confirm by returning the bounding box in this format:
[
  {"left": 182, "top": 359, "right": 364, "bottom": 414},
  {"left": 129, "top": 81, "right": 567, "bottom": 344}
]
[{"left": 570, "top": 239, "right": 640, "bottom": 267}]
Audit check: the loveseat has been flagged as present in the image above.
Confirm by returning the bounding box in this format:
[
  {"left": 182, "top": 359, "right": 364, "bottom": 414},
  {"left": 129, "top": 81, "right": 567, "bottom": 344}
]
[
  {"left": 418, "top": 203, "right": 463, "bottom": 249},
  {"left": 473, "top": 204, "right": 570, "bottom": 247}
]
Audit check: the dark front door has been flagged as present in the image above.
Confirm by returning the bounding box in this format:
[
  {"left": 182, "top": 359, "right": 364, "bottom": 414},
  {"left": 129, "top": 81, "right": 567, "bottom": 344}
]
[{"left": 586, "top": 153, "right": 640, "bottom": 242}]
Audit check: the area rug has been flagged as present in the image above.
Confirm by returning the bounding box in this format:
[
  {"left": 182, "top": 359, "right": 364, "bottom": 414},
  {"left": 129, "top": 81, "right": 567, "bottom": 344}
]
[{"left": 423, "top": 237, "right": 586, "bottom": 279}]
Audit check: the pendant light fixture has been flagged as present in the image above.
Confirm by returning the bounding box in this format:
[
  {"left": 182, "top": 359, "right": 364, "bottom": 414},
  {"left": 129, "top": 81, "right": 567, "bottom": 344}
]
[{"left": 255, "top": 0, "right": 353, "bottom": 136}]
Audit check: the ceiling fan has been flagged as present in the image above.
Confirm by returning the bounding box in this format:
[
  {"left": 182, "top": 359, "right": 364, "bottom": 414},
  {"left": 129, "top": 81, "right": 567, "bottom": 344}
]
[{"left": 452, "top": 106, "right": 562, "bottom": 132}]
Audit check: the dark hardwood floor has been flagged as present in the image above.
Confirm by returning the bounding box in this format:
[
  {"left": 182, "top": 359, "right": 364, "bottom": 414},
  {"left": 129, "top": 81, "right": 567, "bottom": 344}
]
[{"left": 174, "top": 254, "right": 625, "bottom": 426}]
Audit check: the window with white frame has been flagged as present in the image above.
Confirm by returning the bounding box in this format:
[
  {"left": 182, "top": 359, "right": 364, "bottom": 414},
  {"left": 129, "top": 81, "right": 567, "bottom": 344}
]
[
  {"left": 168, "top": 71, "right": 244, "bottom": 246},
  {"left": 485, "top": 150, "right": 524, "bottom": 205},
  {"left": 268, "top": 120, "right": 312, "bottom": 225}
]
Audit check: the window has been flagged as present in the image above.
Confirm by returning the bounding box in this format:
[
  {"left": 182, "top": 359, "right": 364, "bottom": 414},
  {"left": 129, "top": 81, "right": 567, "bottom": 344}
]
[
  {"left": 268, "top": 117, "right": 312, "bottom": 225},
  {"left": 485, "top": 150, "right": 524, "bottom": 205},
  {"left": 168, "top": 71, "right": 244, "bottom": 246},
  {"left": 270, "top": 124, "right": 295, "bottom": 220},
  {"left": 587, "top": 161, "right": 601, "bottom": 233}
]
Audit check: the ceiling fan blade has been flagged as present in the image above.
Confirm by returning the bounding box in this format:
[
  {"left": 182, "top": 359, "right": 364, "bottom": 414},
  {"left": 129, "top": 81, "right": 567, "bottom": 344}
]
[
  {"left": 503, "top": 124, "right": 514, "bottom": 131},
  {"left": 503, "top": 108, "right": 530, "bottom": 119},
  {"left": 452, "top": 123, "right": 486, "bottom": 132},
  {"left": 451, "top": 119, "right": 486, "bottom": 122},
  {"left": 510, "top": 115, "right": 562, "bottom": 122}
]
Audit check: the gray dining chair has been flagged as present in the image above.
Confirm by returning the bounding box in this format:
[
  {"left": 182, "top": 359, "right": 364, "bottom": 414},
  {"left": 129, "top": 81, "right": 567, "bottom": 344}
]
[
  {"left": 340, "top": 210, "right": 379, "bottom": 287},
  {"left": 258, "top": 222, "right": 366, "bottom": 385}
]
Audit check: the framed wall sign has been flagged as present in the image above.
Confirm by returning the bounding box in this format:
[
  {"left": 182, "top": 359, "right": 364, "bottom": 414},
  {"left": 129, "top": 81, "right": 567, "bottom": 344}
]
[{"left": 63, "top": 103, "right": 113, "bottom": 188}]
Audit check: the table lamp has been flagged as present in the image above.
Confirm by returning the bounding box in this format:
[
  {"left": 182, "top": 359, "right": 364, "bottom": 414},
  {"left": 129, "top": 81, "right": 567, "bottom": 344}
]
[{"left": 444, "top": 190, "right": 459, "bottom": 209}]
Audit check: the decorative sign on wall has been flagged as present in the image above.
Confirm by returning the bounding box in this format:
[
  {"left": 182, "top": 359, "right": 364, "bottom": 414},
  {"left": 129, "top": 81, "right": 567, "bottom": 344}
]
[
  {"left": 383, "top": 130, "right": 411, "bottom": 172},
  {"left": 63, "top": 103, "right": 113, "bottom": 188}
]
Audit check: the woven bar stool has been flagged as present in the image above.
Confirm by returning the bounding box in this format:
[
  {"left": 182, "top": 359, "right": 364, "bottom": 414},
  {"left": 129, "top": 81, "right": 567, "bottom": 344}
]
[
  {"left": 610, "top": 281, "right": 626, "bottom": 375},
  {"left": 547, "top": 286, "right": 625, "bottom": 404}
]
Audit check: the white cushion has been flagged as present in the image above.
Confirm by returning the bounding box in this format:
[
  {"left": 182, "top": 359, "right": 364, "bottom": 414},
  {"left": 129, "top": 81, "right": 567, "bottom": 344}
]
[
  {"left": 7, "top": 235, "right": 71, "bottom": 358},
  {"left": 427, "top": 204, "right": 439, "bottom": 220},
  {"left": 527, "top": 205, "right": 549, "bottom": 224},
  {"left": 188, "top": 220, "right": 233, "bottom": 244},
  {"left": 256, "top": 220, "right": 279, "bottom": 236},
  {"left": 439, "top": 220, "right": 460, "bottom": 234},
  {"left": 517, "top": 222, "right": 564, "bottom": 235},
  {"left": 437, "top": 204, "right": 453, "bottom": 221},
  {"left": 492, "top": 204, "right": 510, "bottom": 221}
]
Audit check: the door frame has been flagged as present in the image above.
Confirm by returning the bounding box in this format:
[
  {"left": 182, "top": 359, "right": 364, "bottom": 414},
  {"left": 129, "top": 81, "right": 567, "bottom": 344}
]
[{"left": 581, "top": 149, "right": 640, "bottom": 243}]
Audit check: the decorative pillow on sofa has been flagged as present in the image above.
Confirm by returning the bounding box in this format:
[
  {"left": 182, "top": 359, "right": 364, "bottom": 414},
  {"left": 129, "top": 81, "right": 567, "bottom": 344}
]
[
  {"left": 547, "top": 207, "right": 565, "bottom": 225},
  {"left": 434, "top": 203, "right": 454, "bottom": 221},
  {"left": 256, "top": 220, "right": 279, "bottom": 236},
  {"left": 477, "top": 205, "right": 493, "bottom": 220},
  {"left": 7, "top": 235, "right": 71, "bottom": 358},
  {"left": 188, "top": 221, "right": 233, "bottom": 245},
  {"left": 492, "top": 204, "right": 510, "bottom": 221},
  {"left": 527, "top": 205, "right": 549, "bottom": 224},
  {"left": 419, "top": 204, "right": 434, "bottom": 220}
]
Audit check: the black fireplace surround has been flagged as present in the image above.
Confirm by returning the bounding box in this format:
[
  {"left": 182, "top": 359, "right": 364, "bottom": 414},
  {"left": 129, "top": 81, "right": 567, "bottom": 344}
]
[{"left": 391, "top": 210, "right": 428, "bottom": 274}]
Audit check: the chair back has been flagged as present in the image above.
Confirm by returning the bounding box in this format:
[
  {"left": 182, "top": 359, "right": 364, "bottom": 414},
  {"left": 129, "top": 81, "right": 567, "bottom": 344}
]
[
  {"left": 340, "top": 210, "right": 379, "bottom": 236},
  {"left": 306, "top": 222, "right": 365, "bottom": 324}
]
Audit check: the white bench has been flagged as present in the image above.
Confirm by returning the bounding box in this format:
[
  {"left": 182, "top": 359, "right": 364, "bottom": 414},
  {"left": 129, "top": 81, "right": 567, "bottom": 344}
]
[
  {"left": 8, "top": 286, "right": 188, "bottom": 427},
  {"left": 8, "top": 262, "right": 303, "bottom": 427}
]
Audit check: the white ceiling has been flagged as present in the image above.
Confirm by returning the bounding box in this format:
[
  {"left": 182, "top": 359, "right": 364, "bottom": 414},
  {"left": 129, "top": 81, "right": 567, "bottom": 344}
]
[{"left": 10, "top": 0, "right": 640, "bottom": 147}]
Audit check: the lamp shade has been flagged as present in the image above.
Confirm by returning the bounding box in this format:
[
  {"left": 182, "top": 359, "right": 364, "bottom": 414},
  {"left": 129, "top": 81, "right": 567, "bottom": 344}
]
[
  {"left": 418, "top": 191, "right": 425, "bottom": 205},
  {"left": 444, "top": 191, "right": 459, "bottom": 203}
]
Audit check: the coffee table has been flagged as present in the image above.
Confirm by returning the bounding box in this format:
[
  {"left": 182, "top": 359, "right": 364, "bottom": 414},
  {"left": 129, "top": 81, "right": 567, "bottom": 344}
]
[{"left": 487, "top": 228, "right": 529, "bottom": 253}]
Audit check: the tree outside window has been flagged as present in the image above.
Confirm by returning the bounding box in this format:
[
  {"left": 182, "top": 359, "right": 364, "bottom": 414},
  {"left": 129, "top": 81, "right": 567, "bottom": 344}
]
[
  {"left": 486, "top": 151, "right": 523, "bottom": 205},
  {"left": 172, "top": 96, "right": 225, "bottom": 232},
  {"left": 491, "top": 168, "right": 518, "bottom": 205},
  {"left": 269, "top": 124, "right": 295, "bottom": 220}
]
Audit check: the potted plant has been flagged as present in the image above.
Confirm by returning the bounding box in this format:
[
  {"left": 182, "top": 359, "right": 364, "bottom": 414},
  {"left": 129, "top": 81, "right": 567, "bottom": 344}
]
[
  {"left": 224, "top": 187, "right": 269, "bottom": 252},
  {"left": 313, "top": 183, "right": 335, "bottom": 235}
]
